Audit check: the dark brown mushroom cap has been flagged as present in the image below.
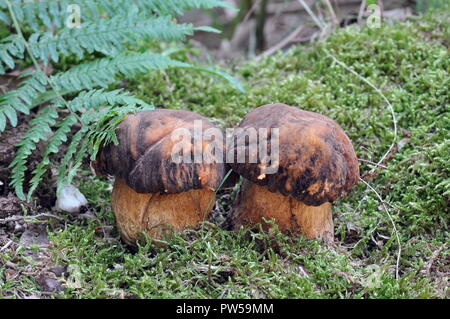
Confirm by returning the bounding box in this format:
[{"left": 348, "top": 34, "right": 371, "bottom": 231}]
[
  {"left": 91, "top": 109, "right": 225, "bottom": 194},
  {"left": 229, "top": 104, "right": 359, "bottom": 206}
]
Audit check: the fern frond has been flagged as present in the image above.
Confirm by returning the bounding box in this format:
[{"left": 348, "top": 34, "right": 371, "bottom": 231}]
[
  {"left": 56, "top": 125, "right": 88, "bottom": 193},
  {"left": 52, "top": 52, "right": 244, "bottom": 92},
  {"left": 0, "top": 52, "right": 242, "bottom": 133},
  {"left": 3, "top": 0, "right": 242, "bottom": 201},
  {"left": 115, "top": 0, "right": 236, "bottom": 17},
  {"left": 1, "top": 0, "right": 234, "bottom": 31},
  {"left": 27, "top": 113, "right": 77, "bottom": 200},
  {"left": 9, "top": 105, "right": 59, "bottom": 200},
  {"left": 0, "top": 71, "right": 48, "bottom": 131},
  {"left": 2, "top": 0, "right": 106, "bottom": 31},
  {"left": 55, "top": 89, "right": 153, "bottom": 193},
  {"left": 85, "top": 102, "right": 152, "bottom": 161},
  {"left": 0, "top": 11, "right": 195, "bottom": 72},
  {"left": 27, "top": 13, "right": 195, "bottom": 65},
  {"left": 69, "top": 88, "right": 152, "bottom": 114},
  {"left": 0, "top": 35, "right": 24, "bottom": 74},
  {"left": 0, "top": 4, "right": 11, "bottom": 25}
]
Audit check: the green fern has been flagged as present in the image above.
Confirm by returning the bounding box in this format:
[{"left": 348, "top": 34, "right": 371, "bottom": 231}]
[
  {"left": 0, "top": 0, "right": 234, "bottom": 30},
  {"left": 55, "top": 126, "right": 88, "bottom": 194},
  {"left": 11, "top": 89, "right": 154, "bottom": 200},
  {"left": 0, "top": 71, "right": 47, "bottom": 130},
  {"left": 0, "top": 7, "right": 211, "bottom": 73},
  {"left": 54, "top": 90, "right": 154, "bottom": 194},
  {"left": 0, "top": 52, "right": 242, "bottom": 131},
  {"left": 26, "top": 113, "right": 77, "bottom": 200},
  {"left": 2, "top": 0, "right": 241, "bottom": 201},
  {"left": 0, "top": 35, "right": 24, "bottom": 73},
  {"left": 123, "top": 0, "right": 236, "bottom": 16},
  {"left": 8, "top": 105, "right": 59, "bottom": 200},
  {"left": 52, "top": 52, "right": 244, "bottom": 92}
]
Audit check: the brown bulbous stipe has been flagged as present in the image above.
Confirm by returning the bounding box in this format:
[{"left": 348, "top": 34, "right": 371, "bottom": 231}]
[
  {"left": 91, "top": 109, "right": 225, "bottom": 245},
  {"left": 229, "top": 104, "right": 359, "bottom": 242}
]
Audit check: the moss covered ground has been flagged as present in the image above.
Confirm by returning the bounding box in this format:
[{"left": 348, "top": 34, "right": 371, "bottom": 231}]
[{"left": 1, "top": 10, "right": 448, "bottom": 299}]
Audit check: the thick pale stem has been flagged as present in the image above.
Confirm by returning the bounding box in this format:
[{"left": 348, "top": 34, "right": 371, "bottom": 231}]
[
  {"left": 232, "top": 179, "right": 334, "bottom": 242},
  {"left": 112, "top": 179, "right": 215, "bottom": 245}
]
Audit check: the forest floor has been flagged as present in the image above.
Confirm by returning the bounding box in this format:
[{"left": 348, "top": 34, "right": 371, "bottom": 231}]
[{"left": 0, "top": 10, "right": 448, "bottom": 298}]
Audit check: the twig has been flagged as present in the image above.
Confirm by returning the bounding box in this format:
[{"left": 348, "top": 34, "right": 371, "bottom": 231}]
[
  {"left": 0, "top": 213, "right": 63, "bottom": 224},
  {"left": 322, "top": 0, "right": 338, "bottom": 25},
  {"left": 298, "top": 265, "right": 310, "bottom": 278},
  {"left": 324, "top": 51, "right": 398, "bottom": 173},
  {"left": 242, "top": 0, "right": 262, "bottom": 24},
  {"left": 423, "top": 244, "right": 446, "bottom": 275},
  {"left": 358, "top": 158, "right": 388, "bottom": 169},
  {"left": 296, "top": 0, "right": 326, "bottom": 31},
  {"left": 0, "top": 240, "right": 13, "bottom": 252},
  {"left": 357, "top": 0, "right": 367, "bottom": 25},
  {"left": 359, "top": 178, "right": 401, "bottom": 280}
]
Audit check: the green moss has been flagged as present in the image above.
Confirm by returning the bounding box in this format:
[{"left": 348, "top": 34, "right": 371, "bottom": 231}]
[{"left": 2, "top": 11, "right": 448, "bottom": 299}]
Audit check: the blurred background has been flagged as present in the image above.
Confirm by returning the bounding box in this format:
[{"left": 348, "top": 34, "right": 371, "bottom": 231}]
[{"left": 179, "top": 0, "right": 447, "bottom": 60}]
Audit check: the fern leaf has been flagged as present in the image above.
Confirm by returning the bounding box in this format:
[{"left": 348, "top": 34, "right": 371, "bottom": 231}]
[
  {"left": 132, "top": 0, "right": 236, "bottom": 17},
  {"left": 1, "top": 10, "right": 195, "bottom": 70},
  {"left": 0, "top": 71, "right": 48, "bottom": 131},
  {"left": 52, "top": 52, "right": 244, "bottom": 92},
  {"left": 56, "top": 126, "right": 88, "bottom": 193},
  {"left": 3, "top": 0, "right": 95, "bottom": 31},
  {"left": 9, "top": 105, "right": 59, "bottom": 200},
  {"left": 2, "top": 0, "right": 234, "bottom": 31},
  {"left": 0, "top": 35, "right": 25, "bottom": 74},
  {"left": 27, "top": 13, "right": 195, "bottom": 65},
  {"left": 27, "top": 113, "right": 77, "bottom": 200},
  {"left": 69, "top": 88, "right": 152, "bottom": 114},
  {"left": 55, "top": 89, "right": 153, "bottom": 193}
]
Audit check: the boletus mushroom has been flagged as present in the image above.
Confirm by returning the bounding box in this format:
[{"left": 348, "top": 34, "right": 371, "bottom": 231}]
[
  {"left": 91, "top": 109, "right": 225, "bottom": 245},
  {"left": 229, "top": 104, "right": 359, "bottom": 242}
]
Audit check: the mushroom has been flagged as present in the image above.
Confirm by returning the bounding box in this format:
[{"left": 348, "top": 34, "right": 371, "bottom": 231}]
[
  {"left": 91, "top": 109, "right": 225, "bottom": 245},
  {"left": 229, "top": 104, "right": 359, "bottom": 242}
]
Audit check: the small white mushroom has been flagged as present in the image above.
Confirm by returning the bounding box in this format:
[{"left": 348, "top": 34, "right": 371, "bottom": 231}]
[{"left": 55, "top": 184, "right": 87, "bottom": 214}]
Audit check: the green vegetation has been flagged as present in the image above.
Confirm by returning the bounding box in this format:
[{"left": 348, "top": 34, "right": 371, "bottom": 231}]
[
  {"left": 1, "top": 9, "right": 448, "bottom": 298},
  {"left": 0, "top": 0, "right": 240, "bottom": 201}
]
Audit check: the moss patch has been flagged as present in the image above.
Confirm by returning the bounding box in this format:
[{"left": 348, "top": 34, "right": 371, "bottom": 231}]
[{"left": 1, "top": 10, "right": 448, "bottom": 298}]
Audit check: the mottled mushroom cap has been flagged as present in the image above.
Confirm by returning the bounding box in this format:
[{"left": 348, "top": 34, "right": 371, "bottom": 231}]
[
  {"left": 91, "top": 109, "right": 225, "bottom": 194},
  {"left": 229, "top": 104, "right": 359, "bottom": 206}
]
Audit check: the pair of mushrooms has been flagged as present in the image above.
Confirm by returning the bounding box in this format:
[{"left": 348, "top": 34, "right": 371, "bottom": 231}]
[{"left": 91, "top": 104, "right": 359, "bottom": 245}]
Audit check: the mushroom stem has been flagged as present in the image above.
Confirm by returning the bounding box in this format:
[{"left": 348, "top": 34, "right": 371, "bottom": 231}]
[
  {"left": 112, "top": 179, "right": 215, "bottom": 245},
  {"left": 232, "top": 179, "right": 334, "bottom": 242}
]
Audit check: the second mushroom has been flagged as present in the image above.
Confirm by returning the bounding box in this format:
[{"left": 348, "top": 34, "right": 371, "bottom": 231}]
[{"left": 229, "top": 104, "right": 359, "bottom": 242}]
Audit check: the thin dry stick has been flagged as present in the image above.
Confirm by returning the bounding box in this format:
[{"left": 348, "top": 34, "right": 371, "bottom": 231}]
[
  {"left": 359, "top": 177, "right": 401, "bottom": 280},
  {"left": 322, "top": 0, "right": 338, "bottom": 25},
  {"left": 423, "top": 244, "right": 446, "bottom": 275},
  {"left": 0, "top": 240, "right": 13, "bottom": 252},
  {"left": 358, "top": 158, "right": 387, "bottom": 169},
  {"left": 291, "top": 0, "right": 401, "bottom": 280},
  {"left": 242, "top": 0, "right": 262, "bottom": 24},
  {"left": 358, "top": 0, "right": 367, "bottom": 25},
  {"left": 324, "top": 51, "right": 398, "bottom": 173},
  {"left": 0, "top": 213, "right": 63, "bottom": 224},
  {"left": 203, "top": 169, "right": 234, "bottom": 220},
  {"left": 297, "top": 0, "right": 325, "bottom": 31},
  {"left": 324, "top": 51, "right": 400, "bottom": 279}
]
